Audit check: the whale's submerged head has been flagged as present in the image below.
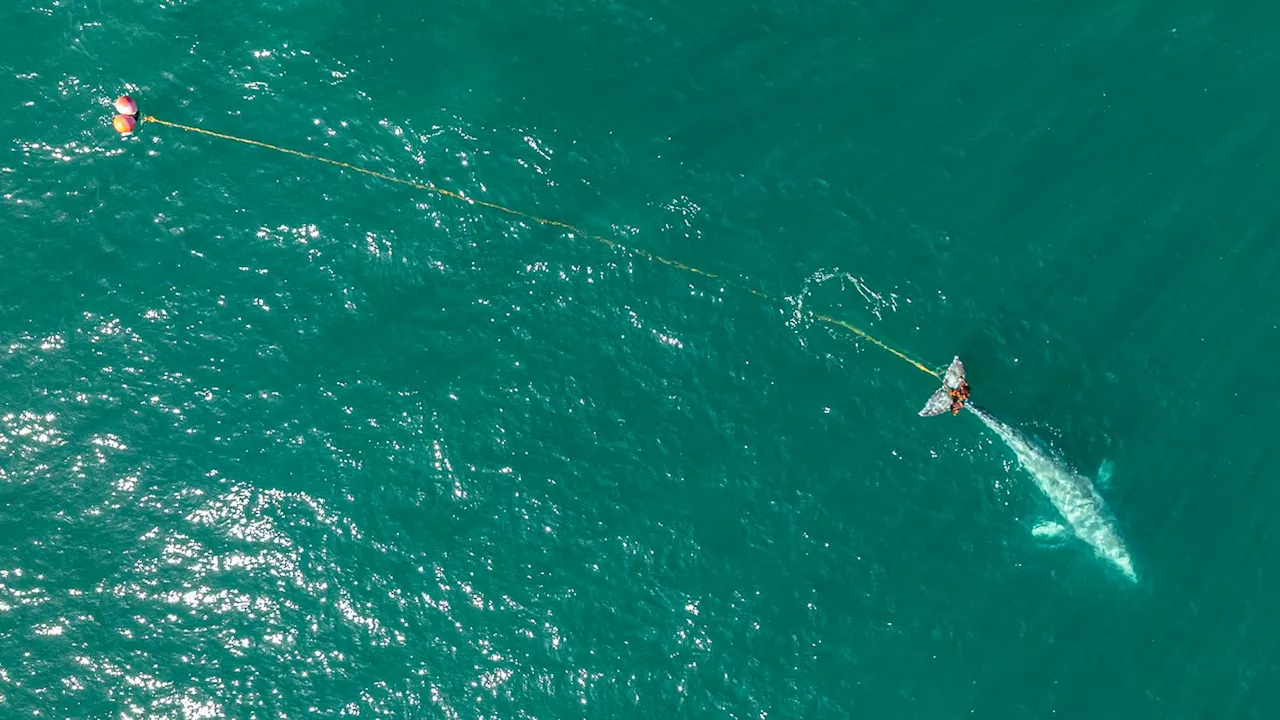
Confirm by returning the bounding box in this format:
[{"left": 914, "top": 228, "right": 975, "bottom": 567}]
[
  {"left": 1097, "top": 534, "right": 1138, "bottom": 582},
  {"left": 1117, "top": 556, "right": 1137, "bottom": 582}
]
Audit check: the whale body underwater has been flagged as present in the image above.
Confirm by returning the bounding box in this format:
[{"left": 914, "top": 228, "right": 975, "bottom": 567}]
[{"left": 920, "top": 357, "right": 1136, "bottom": 582}]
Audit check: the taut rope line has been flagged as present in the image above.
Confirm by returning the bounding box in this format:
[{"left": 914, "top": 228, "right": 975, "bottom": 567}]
[{"left": 141, "top": 115, "right": 940, "bottom": 379}]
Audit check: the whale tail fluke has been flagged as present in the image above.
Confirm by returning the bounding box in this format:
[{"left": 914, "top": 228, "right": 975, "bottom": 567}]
[
  {"left": 918, "top": 356, "right": 970, "bottom": 417},
  {"left": 918, "top": 386, "right": 953, "bottom": 417}
]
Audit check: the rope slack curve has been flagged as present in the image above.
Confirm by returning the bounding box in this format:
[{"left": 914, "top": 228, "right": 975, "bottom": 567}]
[{"left": 140, "top": 115, "right": 941, "bottom": 380}]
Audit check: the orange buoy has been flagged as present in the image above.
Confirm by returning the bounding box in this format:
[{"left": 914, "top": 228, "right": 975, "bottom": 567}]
[
  {"left": 113, "top": 95, "right": 138, "bottom": 116},
  {"left": 113, "top": 113, "right": 137, "bottom": 134}
]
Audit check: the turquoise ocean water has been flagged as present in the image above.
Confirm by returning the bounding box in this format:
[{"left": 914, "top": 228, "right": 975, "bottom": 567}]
[{"left": 3, "top": 0, "right": 1280, "bottom": 717}]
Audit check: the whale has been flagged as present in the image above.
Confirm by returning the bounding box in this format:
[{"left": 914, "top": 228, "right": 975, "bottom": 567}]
[{"left": 920, "top": 357, "right": 1136, "bottom": 582}]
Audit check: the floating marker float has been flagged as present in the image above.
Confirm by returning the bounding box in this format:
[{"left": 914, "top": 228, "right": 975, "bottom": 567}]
[
  {"left": 112, "top": 113, "right": 136, "bottom": 134},
  {"left": 114, "top": 95, "right": 138, "bottom": 115},
  {"left": 112, "top": 94, "right": 139, "bottom": 135}
]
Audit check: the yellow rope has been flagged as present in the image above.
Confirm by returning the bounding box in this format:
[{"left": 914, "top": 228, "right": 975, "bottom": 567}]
[{"left": 141, "top": 115, "right": 940, "bottom": 379}]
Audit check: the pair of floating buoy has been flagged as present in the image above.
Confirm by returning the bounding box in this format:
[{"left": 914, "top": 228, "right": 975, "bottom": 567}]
[{"left": 112, "top": 95, "right": 139, "bottom": 134}]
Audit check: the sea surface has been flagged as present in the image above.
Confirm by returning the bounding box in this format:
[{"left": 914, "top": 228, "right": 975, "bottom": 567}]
[{"left": 3, "top": 1, "right": 1280, "bottom": 717}]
